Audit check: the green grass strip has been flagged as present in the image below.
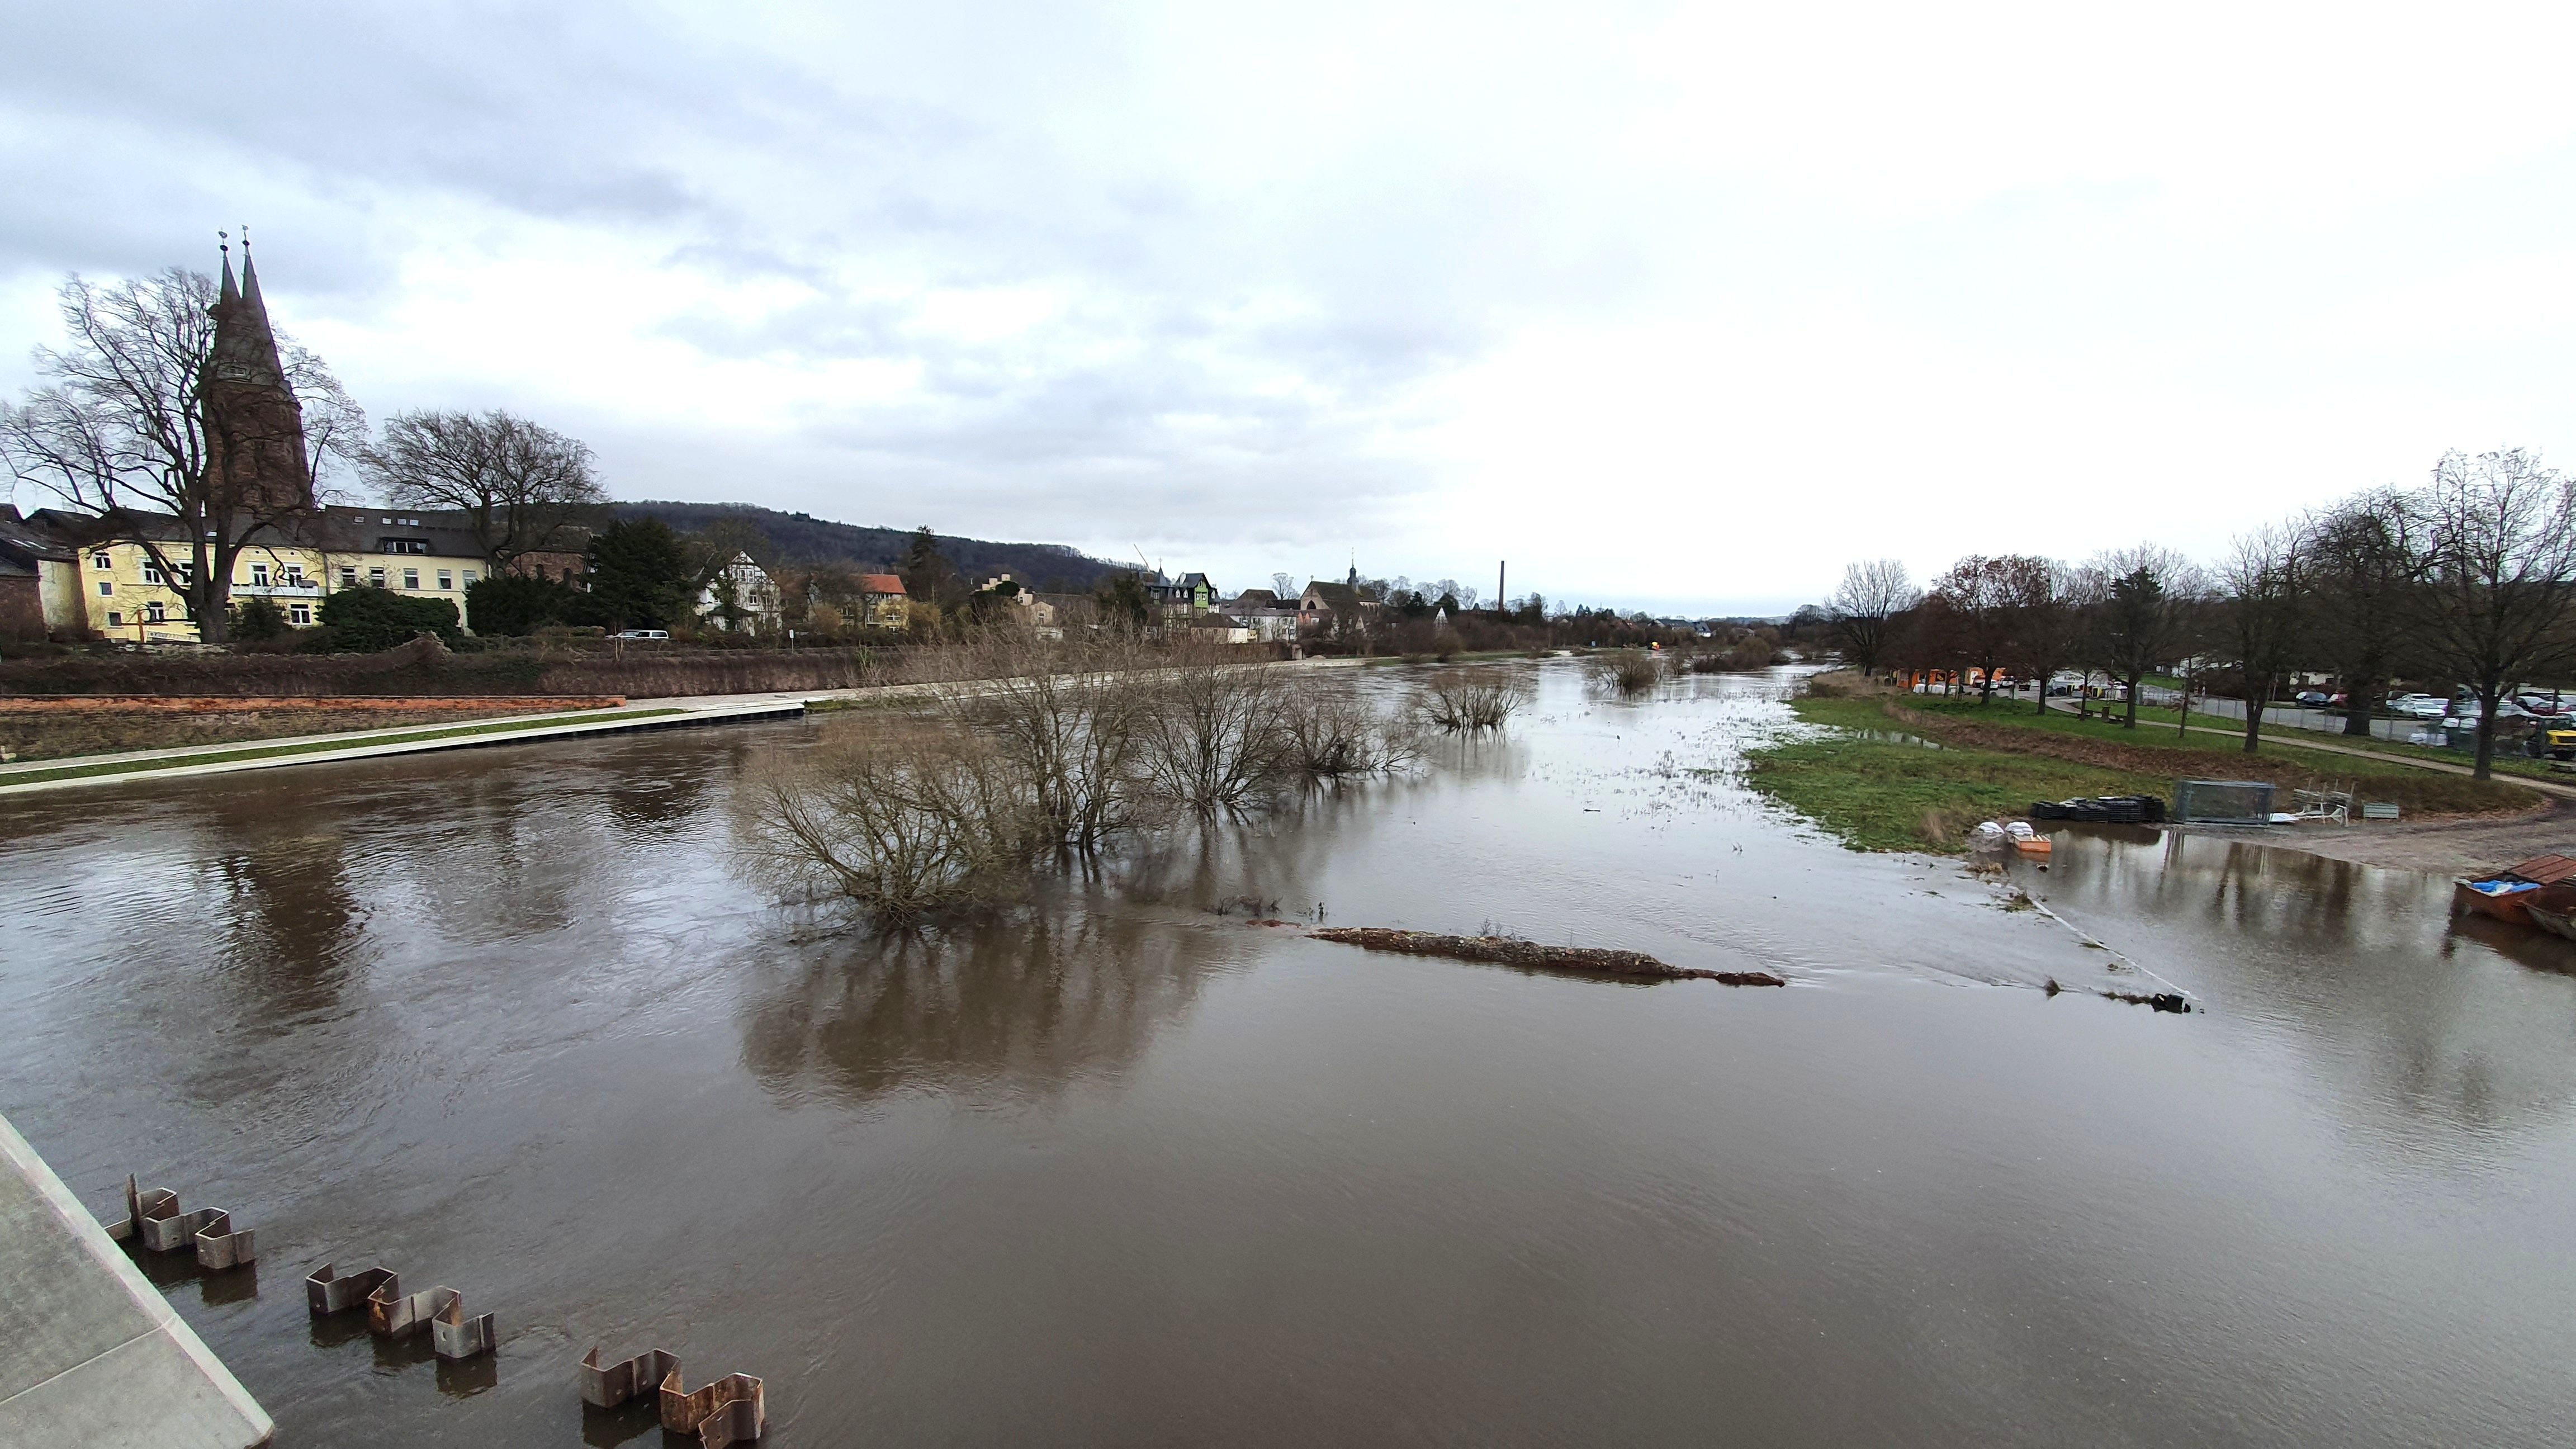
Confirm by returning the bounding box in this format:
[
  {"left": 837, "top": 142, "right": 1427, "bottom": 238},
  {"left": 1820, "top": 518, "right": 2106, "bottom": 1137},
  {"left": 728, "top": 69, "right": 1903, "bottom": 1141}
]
[
  {"left": 0, "top": 708, "right": 690, "bottom": 788},
  {"left": 1741, "top": 696, "right": 2168, "bottom": 853}
]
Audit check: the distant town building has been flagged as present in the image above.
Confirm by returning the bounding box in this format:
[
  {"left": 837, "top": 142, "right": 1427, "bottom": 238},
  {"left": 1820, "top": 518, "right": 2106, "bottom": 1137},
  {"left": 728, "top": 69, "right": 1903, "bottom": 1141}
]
[
  {"left": 1220, "top": 588, "right": 1299, "bottom": 643},
  {"left": 699, "top": 552, "right": 784, "bottom": 634},
  {"left": 1145, "top": 571, "right": 1218, "bottom": 615}
]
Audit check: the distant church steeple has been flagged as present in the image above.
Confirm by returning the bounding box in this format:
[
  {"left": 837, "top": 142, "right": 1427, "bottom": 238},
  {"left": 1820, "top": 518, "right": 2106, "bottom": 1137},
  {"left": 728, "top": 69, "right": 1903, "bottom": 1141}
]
[{"left": 202, "top": 228, "right": 310, "bottom": 513}]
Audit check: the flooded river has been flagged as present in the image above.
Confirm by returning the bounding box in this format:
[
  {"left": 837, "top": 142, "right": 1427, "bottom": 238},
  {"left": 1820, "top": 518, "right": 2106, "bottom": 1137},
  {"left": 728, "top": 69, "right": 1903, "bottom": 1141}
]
[{"left": 6, "top": 661, "right": 2575, "bottom": 1446}]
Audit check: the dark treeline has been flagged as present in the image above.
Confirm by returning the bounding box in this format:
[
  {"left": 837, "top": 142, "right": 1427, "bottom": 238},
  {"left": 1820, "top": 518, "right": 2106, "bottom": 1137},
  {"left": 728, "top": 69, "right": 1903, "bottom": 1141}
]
[{"left": 1820, "top": 448, "right": 2576, "bottom": 780}]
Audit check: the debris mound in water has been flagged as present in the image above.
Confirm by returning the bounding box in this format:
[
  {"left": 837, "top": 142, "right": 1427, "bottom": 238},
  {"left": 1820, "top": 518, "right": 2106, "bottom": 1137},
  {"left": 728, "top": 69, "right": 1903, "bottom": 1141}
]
[
  {"left": 2098, "top": 988, "right": 2192, "bottom": 1014},
  {"left": 1310, "top": 927, "right": 1785, "bottom": 986}
]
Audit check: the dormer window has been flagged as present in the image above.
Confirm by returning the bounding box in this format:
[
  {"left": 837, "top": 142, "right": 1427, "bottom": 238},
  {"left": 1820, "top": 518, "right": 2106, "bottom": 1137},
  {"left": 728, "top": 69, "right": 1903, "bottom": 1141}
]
[{"left": 380, "top": 538, "right": 429, "bottom": 555}]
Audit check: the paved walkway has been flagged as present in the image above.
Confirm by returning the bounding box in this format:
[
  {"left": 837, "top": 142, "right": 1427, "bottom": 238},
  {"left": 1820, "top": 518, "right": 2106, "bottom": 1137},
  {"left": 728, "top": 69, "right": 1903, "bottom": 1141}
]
[
  {"left": 0, "top": 655, "right": 1390, "bottom": 798},
  {"left": 0, "top": 698, "right": 807, "bottom": 798}
]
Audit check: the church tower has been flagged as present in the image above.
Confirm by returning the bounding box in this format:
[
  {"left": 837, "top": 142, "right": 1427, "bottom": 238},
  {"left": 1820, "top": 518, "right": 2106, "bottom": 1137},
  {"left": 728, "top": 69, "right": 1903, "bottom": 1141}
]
[{"left": 201, "top": 234, "right": 312, "bottom": 514}]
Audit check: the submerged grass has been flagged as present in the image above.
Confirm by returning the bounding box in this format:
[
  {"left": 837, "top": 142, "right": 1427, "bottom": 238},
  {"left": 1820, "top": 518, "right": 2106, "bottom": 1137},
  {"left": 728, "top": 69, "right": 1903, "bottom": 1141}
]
[{"left": 1743, "top": 696, "right": 2166, "bottom": 853}]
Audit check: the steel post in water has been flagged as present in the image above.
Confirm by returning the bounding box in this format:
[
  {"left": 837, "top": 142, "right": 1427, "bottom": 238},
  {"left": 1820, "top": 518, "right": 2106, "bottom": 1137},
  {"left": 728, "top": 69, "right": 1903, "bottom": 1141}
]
[
  {"left": 102, "top": 1174, "right": 255, "bottom": 1271},
  {"left": 580, "top": 1345, "right": 766, "bottom": 1445},
  {"left": 305, "top": 1262, "right": 496, "bottom": 1361}
]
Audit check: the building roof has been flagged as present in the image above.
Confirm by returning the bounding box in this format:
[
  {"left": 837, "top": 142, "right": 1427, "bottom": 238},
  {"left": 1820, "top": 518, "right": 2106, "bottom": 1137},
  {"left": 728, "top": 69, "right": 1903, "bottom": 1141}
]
[
  {"left": 1301, "top": 581, "right": 1370, "bottom": 612},
  {"left": 0, "top": 506, "right": 73, "bottom": 563},
  {"left": 294, "top": 506, "right": 487, "bottom": 560},
  {"left": 856, "top": 574, "right": 907, "bottom": 595},
  {"left": 1228, "top": 588, "right": 1280, "bottom": 608}
]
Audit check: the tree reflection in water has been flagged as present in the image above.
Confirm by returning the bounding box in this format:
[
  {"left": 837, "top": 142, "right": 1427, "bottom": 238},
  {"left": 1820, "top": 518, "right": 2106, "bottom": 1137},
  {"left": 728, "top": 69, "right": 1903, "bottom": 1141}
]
[{"left": 736, "top": 907, "right": 1231, "bottom": 1110}]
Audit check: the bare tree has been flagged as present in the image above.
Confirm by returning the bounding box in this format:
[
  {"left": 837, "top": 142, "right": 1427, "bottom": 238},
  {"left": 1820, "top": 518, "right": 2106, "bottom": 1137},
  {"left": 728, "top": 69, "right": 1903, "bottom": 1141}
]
[
  {"left": 2410, "top": 448, "right": 2576, "bottom": 779},
  {"left": 1930, "top": 556, "right": 2018, "bottom": 703},
  {"left": 2214, "top": 524, "right": 2307, "bottom": 754},
  {"left": 2087, "top": 544, "right": 2199, "bottom": 728},
  {"left": 1827, "top": 558, "right": 1920, "bottom": 675},
  {"left": 2304, "top": 489, "right": 2425, "bottom": 737},
  {"left": 362, "top": 409, "right": 604, "bottom": 567},
  {"left": 2007, "top": 557, "right": 2095, "bottom": 717},
  {"left": 0, "top": 268, "right": 361, "bottom": 642}
]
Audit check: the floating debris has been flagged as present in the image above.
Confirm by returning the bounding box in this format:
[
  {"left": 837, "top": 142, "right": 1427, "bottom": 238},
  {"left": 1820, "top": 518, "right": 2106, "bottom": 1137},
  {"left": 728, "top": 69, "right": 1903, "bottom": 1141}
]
[
  {"left": 2097, "top": 989, "right": 2193, "bottom": 1014},
  {"left": 1311, "top": 927, "right": 1784, "bottom": 986},
  {"left": 581, "top": 1346, "right": 766, "bottom": 1447},
  {"left": 103, "top": 1175, "right": 254, "bottom": 1271},
  {"left": 305, "top": 1262, "right": 496, "bottom": 1360}
]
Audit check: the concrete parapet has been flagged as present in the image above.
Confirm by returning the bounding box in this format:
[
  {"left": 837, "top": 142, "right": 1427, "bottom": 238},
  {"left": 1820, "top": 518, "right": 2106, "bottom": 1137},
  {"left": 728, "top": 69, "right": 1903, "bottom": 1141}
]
[{"left": 0, "top": 1113, "right": 272, "bottom": 1448}]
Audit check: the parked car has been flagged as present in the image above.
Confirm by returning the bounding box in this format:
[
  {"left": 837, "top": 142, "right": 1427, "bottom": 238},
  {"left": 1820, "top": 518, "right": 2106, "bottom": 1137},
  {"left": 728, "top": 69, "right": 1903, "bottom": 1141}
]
[
  {"left": 2516, "top": 694, "right": 2573, "bottom": 718},
  {"left": 2389, "top": 694, "right": 2450, "bottom": 719},
  {"left": 2294, "top": 690, "right": 2332, "bottom": 707},
  {"left": 2445, "top": 698, "right": 2535, "bottom": 728},
  {"left": 613, "top": 628, "right": 671, "bottom": 640}
]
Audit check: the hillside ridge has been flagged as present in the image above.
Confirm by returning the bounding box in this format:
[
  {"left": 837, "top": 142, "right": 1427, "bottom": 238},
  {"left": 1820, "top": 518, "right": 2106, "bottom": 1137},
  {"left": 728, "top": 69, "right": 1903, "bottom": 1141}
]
[{"left": 617, "top": 500, "right": 1125, "bottom": 591}]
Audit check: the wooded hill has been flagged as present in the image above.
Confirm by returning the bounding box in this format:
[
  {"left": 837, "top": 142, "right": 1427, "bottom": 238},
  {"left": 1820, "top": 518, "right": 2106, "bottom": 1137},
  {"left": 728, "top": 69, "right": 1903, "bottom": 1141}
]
[{"left": 616, "top": 501, "right": 1125, "bottom": 591}]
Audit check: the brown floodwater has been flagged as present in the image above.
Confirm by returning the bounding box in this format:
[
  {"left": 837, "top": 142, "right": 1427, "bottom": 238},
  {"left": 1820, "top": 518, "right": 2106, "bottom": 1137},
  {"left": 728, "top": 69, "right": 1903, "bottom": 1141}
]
[{"left": 6, "top": 661, "right": 2575, "bottom": 1446}]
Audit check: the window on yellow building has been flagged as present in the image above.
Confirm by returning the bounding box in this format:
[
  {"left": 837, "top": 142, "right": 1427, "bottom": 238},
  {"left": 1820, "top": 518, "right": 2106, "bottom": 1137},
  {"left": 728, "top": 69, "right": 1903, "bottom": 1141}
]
[
  {"left": 106, "top": 610, "right": 122, "bottom": 626},
  {"left": 369, "top": 566, "right": 386, "bottom": 587},
  {"left": 288, "top": 603, "right": 312, "bottom": 626},
  {"left": 97, "top": 580, "right": 112, "bottom": 596},
  {"left": 463, "top": 568, "right": 479, "bottom": 586},
  {"left": 437, "top": 569, "right": 453, "bottom": 590},
  {"left": 144, "top": 602, "right": 165, "bottom": 623},
  {"left": 250, "top": 563, "right": 270, "bottom": 588},
  {"left": 91, "top": 551, "right": 111, "bottom": 570},
  {"left": 403, "top": 568, "right": 420, "bottom": 590},
  {"left": 140, "top": 561, "right": 163, "bottom": 584},
  {"left": 342, "top": 566, "right": 358, "bottom": 588}
]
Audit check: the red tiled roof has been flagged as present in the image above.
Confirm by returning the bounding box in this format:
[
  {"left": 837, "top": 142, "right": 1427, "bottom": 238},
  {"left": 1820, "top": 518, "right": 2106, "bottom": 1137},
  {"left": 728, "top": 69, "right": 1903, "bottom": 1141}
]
[{"left": 857, "top": 574, "right": 907, "bottom": 595}]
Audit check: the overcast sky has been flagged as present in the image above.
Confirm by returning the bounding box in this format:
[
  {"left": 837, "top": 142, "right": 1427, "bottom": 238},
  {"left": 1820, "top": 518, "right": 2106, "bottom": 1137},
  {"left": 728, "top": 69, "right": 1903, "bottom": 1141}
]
[{"left": 7, "top": 3, "right": 2576, "bottom": 614}]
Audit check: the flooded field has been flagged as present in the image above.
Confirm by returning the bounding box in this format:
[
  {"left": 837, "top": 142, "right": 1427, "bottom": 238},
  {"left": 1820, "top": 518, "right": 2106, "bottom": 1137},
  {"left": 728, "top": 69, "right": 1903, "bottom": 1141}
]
[{"left": 6, "top": 660, "right": 2575, "bottom": 1446}]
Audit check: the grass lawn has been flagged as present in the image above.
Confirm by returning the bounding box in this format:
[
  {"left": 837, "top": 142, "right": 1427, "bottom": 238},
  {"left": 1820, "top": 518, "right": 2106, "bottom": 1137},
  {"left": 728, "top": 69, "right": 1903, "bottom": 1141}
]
[
  {"left": 1745, "top": 690, "right": 2545, "bottom": 853},
  {"left": 2068, "top": 697, "right": 2570, "bottom": 783},
  {"left": 1905, "top": 693, "right": 2492, "bottom": 778},
  {"left": 0, "top": 708, "right": 687, "bottom": 788},
  {"left": 1741, "top": 695, "right": 2169, "bottom": 853}
]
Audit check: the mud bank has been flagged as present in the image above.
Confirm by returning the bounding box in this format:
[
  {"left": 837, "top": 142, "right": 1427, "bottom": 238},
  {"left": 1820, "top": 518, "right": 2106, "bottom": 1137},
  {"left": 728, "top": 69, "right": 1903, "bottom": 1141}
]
[{"left": 1310, "top": 927, "right": 1787, "bottom": 986}]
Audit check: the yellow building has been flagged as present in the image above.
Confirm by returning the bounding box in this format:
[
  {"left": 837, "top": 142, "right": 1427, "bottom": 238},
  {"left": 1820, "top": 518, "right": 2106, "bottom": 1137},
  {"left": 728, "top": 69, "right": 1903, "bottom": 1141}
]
[{"left": 71, "top": 507, "right": 495, "bottom": 643}]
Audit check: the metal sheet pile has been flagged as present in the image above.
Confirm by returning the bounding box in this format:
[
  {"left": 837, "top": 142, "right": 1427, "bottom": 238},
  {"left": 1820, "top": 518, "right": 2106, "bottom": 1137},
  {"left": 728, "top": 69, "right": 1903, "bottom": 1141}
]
[
  {"left": 581, "top": 1344, "right": 766, "bottom": 1447},
  {"left": 305, "top": 1261, "right": 497, "bottom": 1360},
  {"left": 102, "top": 1173, "right": 255, "bottom": 1270}
]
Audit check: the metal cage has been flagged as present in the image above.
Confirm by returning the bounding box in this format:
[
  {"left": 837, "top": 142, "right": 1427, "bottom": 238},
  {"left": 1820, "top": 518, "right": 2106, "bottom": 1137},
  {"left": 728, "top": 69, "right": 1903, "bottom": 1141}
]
[{"left": 2174, "top": 779, "right": 2276, "bottom": 825}]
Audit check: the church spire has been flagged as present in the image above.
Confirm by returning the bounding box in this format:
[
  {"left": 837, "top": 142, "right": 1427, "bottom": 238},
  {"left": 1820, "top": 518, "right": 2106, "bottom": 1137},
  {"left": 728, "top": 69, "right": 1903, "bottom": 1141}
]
[
  {"left": 217, "top": 231, "right": 239, "bottom": 307},
  {"left": 200, "top": 225, "right": 310, "bottom": 513},
  {"left": 239, "top": 225, "right": 268, "bottom": 320}
]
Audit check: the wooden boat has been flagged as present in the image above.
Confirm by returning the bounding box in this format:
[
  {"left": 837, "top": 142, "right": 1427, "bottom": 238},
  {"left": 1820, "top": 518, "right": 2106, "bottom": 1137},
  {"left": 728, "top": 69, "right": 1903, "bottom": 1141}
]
[
  {"left": 2452, "top": 855, "right": 2576, "bottom": 926},
  {"left": 2528, "top": 900, "right": 2576, "bottom": 943}
]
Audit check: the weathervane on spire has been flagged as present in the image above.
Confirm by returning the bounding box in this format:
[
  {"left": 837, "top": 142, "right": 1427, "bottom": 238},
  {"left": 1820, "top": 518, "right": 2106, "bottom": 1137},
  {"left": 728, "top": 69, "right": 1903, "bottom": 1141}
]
[{"left": 217, "top": 229, "right": 229, "bottom": 259}]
